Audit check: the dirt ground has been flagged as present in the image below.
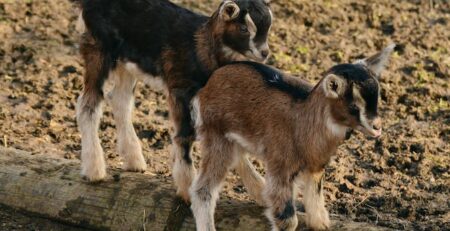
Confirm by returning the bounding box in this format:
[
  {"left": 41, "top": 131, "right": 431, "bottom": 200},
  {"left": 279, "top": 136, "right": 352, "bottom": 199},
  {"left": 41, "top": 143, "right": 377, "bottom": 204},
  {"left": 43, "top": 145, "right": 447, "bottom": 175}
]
[{"left": 0, "top": 0, "right": 449, "bottom": 230}]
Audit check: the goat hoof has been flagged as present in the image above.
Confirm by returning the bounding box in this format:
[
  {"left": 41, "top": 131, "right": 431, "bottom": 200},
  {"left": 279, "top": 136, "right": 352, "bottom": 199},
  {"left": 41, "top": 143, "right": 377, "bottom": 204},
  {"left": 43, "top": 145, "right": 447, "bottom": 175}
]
[
  {"left": 305, "top": 209, "right": 330, "bottom": 230},
  {"left": 124, "top": 165, "right": 147, "bottom": 173},
  {"left": 81, "top": 169, "right": 107, "bottom": 183},
  {"left": 123, "top": 158, "right": 147, "bottom": 173}
]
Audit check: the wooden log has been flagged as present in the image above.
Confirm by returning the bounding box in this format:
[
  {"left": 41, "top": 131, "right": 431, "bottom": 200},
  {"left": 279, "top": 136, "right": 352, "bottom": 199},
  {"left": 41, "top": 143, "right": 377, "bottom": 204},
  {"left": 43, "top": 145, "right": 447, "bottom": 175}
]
[{"left": 0, "top": 147, "right": 390, "bottom": 231}]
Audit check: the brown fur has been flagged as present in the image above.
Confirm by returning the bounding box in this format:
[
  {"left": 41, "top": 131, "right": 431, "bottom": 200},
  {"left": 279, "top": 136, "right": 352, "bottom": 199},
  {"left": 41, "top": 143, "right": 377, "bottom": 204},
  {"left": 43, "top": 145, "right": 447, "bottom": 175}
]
[
  {"left": 199, "top": 65, "right": 342, "bottom": 172},
  {"left": 189, "top": 45, "right": 394, "bottom": 231},
  {"left": 192, "top": 65, "right": 338, "bottom": 230}
]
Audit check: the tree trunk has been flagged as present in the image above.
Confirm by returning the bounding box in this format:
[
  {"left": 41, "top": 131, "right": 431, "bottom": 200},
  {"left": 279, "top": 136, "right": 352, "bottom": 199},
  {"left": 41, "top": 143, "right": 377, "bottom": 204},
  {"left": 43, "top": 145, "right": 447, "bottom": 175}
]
[{"left": 0, "top": 147, "right": 390, "bottom": 231}]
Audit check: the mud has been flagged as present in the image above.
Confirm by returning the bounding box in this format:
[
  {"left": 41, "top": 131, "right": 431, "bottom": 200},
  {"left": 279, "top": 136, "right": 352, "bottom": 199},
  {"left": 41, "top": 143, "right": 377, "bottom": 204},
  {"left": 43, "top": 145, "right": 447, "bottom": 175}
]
[{"left": 0, "top": 0, "right": 448, "bottom": 230}]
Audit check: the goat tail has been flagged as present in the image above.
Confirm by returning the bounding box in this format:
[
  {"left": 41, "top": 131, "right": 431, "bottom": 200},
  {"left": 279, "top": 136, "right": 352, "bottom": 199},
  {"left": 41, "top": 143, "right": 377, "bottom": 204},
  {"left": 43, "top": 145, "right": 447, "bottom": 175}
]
[{"left": 78, "top": 0, "right": 122, "bottom": 69}]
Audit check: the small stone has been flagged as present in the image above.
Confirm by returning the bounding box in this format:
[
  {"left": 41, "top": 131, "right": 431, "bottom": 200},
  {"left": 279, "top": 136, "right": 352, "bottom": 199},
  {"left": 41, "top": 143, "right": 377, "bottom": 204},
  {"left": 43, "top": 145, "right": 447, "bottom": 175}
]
[
  {"left": 410, "top": 143, "right": 425, "bottom": 154},
  {"left": 62, "top": 65, "right": 77, "bottom": 73},
  {"left": 388, "top": 145, "right": 399, "bottom": 154},
  {"left": 113, "top": 173, "right": 121, "bottom": 182},
  {"left": 338, "top": 182, "right": 353, "bottom": 193},
  {"left": 397, "top": 207, "right": 410, "bottom": 218},
  {"left": 64, "top": 153, "right": 75, "bottom": 159}
]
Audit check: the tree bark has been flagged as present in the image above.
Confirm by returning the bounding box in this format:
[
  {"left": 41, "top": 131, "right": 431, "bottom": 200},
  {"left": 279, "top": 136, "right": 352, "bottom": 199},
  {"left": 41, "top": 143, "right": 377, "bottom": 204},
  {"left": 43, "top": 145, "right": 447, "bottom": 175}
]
[{"left": 0, "top": 147, "right": 390, "bottom": 231}]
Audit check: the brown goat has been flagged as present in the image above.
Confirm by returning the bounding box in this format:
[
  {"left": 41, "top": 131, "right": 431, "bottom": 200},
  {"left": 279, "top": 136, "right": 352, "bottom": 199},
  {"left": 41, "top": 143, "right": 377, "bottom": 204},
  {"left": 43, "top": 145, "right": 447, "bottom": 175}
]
[
  {"left": 188, "top": 45, "right": 395, "bottom": 230},
  {"left": 74, "top": 0, "right": 272, "bottom": 202}
]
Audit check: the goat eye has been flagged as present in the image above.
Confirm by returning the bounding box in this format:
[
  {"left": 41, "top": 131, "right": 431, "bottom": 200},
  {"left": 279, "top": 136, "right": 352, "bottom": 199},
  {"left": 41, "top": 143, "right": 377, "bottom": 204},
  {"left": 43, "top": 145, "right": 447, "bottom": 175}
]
[{"left": 240, "top": 25, "right": 249, "bottom": 33}]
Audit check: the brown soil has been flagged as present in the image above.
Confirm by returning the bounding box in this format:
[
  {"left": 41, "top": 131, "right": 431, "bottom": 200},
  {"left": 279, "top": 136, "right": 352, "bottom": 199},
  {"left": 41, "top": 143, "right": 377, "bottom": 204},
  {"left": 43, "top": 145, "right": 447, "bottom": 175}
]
[{"left": 0, "top": 0, "right": 449, "bottom": 230}]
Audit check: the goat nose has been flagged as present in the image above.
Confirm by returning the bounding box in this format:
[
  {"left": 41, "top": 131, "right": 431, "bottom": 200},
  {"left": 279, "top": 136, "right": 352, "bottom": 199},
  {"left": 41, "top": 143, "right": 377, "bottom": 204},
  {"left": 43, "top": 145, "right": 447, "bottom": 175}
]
[
  {"left": 261, "top": 49, "right": 269, "bottom": 58},
  {"left": 372, "top": 118, "right": 382, "bottom": 130}
]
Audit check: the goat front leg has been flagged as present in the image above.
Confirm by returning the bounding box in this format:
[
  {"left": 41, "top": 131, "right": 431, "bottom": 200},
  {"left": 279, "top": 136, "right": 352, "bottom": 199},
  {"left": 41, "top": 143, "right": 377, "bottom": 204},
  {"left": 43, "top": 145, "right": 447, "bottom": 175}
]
[
  {"left": 109, "top": 73, "right": 146, "bottom": 172},
  {"left": 264, "top": 174, "right": 298, "bottom": 231},
  {"left": 302, "top": 170, "right": 330, "bottom": 230},
  {"left": 168, "top": 86, "right": 197, "bottom": 202}
]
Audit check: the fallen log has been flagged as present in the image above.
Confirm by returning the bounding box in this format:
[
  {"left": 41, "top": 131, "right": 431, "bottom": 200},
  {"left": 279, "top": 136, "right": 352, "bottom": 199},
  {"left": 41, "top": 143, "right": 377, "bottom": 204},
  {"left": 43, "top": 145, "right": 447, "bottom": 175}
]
[{"left": 0, "top": 147, "right": 390, "bottom": 230}]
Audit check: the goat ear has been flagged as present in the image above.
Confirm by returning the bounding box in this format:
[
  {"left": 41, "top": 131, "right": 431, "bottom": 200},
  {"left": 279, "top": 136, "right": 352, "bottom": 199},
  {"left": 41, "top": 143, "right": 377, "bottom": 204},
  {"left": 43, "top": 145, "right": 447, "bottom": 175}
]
[
  {"left": 354, "top": 44, "right": 395, "bottom": 77},
  {"left": 323, "top": 74, "right": 346, "bottom": 99},
  {"left": 220, "top": 1, "right": 240, "bottom": 21}
]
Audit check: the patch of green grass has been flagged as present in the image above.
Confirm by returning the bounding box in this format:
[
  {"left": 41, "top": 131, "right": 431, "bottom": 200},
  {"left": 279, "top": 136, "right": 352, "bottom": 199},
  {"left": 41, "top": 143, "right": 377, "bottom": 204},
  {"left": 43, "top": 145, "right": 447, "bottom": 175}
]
[
  {"left": 426, "top": 98, "right": 449, "bottom": 114},
  {"left": 414, "top": 63, "right": 435, "bottom": 86},
  {"left": 296, "top": 45, "right": 309, "bottom": 55}
]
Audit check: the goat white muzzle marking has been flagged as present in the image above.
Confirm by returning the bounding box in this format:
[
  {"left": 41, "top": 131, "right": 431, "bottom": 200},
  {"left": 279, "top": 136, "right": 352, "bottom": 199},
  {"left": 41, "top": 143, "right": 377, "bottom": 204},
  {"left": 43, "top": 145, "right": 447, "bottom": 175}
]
[{"left": 356, "top": 116, "right": 382, "bottom": 138}]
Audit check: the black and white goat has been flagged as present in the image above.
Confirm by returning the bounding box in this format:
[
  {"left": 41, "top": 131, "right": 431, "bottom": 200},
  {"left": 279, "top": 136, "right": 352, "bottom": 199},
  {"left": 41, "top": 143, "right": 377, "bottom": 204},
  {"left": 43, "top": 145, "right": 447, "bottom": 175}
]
[
  {"left": 74, "top": 0, "right": 272, "bottom": 201},
  {"left": 188, "top": 45, "right": 395, "bottom": 230}
]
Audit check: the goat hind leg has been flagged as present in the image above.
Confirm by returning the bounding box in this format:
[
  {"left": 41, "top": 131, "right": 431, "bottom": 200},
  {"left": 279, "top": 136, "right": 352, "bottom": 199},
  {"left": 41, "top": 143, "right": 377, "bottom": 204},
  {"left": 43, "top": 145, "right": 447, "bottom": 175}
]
[
  {"left": 171, "top": 136, "right": 196, "bottom": 202},
  {"left": 190, "top": 138, "right": 235, "bottom": 231},
  {"left": 169, "top": 90, "right": 197, "bottom": 202}
]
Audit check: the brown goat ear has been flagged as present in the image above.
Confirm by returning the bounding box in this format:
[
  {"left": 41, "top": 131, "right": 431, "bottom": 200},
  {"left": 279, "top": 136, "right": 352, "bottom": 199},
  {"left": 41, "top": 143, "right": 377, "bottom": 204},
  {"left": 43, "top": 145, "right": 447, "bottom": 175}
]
[
  {"left": 220, "top": 1, "right": 240, "bottom": 21},
  {"left": 354, "top": 44, "right": 395, "bottom": 77},
  {"left": 323, "top": 74, "right": 346, "bottom": 99}
]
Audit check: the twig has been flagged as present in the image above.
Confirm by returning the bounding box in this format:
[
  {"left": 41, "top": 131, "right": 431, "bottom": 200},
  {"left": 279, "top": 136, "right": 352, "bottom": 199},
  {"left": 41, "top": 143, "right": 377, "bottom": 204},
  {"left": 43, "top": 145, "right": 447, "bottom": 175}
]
[
  {"left": 353, "top": 194, "right": 370, "bottom": 209},
  {"left": 142, "top": 209, "right": 146, "bottom": 231},
  {"left": 3, "top": 135, "right": 7, "bottom": 148}
]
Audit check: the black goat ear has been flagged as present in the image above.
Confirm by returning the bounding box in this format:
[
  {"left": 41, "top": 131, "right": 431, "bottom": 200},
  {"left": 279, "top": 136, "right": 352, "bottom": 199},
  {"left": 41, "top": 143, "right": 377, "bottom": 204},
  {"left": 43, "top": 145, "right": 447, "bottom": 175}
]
[
  {"left": 354, "top": 44, "right": 395, "bottom": 78},
  {"left": 220, "top": 1, "right": 240, "bottom": 21}
]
